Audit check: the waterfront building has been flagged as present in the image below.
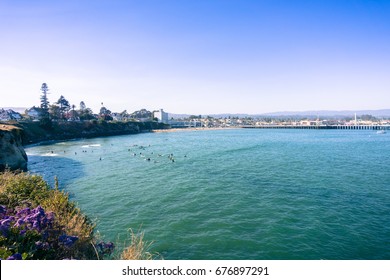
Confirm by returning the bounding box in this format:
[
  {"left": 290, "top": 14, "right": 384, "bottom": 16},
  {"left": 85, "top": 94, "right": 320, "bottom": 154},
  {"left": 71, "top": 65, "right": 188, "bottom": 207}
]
[{"left": 153, "top": 109, "right": 169, "bottom": 123}]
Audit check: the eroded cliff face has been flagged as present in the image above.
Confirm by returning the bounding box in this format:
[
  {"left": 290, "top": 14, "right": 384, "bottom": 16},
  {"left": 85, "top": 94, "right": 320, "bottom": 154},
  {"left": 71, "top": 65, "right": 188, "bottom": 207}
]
[{"left": 0, "top": 125, "right": 28, "bottom": 171}]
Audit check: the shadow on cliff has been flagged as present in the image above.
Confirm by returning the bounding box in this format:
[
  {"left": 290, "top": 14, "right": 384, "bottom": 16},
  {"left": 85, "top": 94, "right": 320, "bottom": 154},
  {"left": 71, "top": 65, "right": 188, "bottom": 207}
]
[{"left": 27, "top": 155, "right": 85, "bottom": 189}]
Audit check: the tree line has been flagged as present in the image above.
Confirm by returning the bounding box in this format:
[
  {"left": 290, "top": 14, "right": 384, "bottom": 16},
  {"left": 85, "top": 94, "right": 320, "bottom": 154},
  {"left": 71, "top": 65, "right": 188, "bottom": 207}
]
[
  {"left": 38, "top": 83, "right": 103, "bottom": 122},
  {"left": 36, "top": 83, "right": 159, "bottom": 128}
]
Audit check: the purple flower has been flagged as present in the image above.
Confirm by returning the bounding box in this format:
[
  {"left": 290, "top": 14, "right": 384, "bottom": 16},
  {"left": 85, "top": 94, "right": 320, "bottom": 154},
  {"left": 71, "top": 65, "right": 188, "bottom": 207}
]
[
  {"left": 96, "top": 241, "right": 115, "bottom": 255},
  {"left": 1, "top": 218, "right": 14, "bottom": 227},
  {"left": 34, "top": 206, "right": 45, "bottom": 215},
  {"left": 11, "top": 206, "right": 54, "bottom": 234},
  {"left": 0, "top": 205, "right": 6, "bottom": 216},
  {"left": 0, "top": 225, "right": 9, "bottom": 237},
  {"left": 59, "top": 235, "right": 79, "bottom": 247},
  {"left": 24, "top": 215, "right": 33, "bottom": 223},
  {"left": 105, "top": 242, "right": 114, "bottom": 250},
  {"left": 7, "top": 253, "right": 22, "bottom": 260},
  {"left": 31, "top": 212, "right": 42, "bottom": 221},
  {"left": 32, "top": 221, "right": 41, "bottom": 231},
  {"left": 14, "top": 218, "right": 25, "bottom": 227}
]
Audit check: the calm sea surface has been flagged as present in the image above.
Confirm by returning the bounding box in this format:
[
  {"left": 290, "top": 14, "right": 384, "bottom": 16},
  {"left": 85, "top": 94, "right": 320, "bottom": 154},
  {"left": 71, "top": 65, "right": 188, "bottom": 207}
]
[{"left": 25, "top": 129, "right": 390, "bottom": 259}]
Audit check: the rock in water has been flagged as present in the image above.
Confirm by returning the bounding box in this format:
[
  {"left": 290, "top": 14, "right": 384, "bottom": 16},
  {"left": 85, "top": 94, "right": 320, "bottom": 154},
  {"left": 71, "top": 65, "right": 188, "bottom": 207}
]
[{"left": 0, "top": 125, "right": 28, "bottom": 171}]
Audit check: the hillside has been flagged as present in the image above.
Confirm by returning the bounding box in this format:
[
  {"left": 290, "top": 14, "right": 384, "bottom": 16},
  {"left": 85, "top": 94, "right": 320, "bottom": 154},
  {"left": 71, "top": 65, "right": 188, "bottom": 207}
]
[{"left": 168, "top": 109, "right": 390, "bottom": 119}]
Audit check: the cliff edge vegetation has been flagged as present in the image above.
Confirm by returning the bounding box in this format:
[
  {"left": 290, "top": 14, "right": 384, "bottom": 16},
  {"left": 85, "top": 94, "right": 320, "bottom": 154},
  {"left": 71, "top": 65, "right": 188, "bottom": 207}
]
[{"left": 0, "top": 171, "right": 156, "bottom": 260}]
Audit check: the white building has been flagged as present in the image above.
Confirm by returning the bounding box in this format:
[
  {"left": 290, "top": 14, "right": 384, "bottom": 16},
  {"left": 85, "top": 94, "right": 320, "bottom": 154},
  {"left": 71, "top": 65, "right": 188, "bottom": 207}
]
[
  {"left": 111, "top": 113, "right": 123, "bottom": 121},
  {"left": 153, "top": 109, "right": 169, "bottom": 123}
]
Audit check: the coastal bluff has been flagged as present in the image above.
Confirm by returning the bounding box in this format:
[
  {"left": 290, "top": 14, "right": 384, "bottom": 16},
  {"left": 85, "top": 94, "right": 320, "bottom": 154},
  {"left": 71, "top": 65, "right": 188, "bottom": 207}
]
[
  {"left": 0, "top": 125, "right": 28, "bottom": 171},
  {"left": 12, "top": 120, "right": 168, "bottom": 145}
]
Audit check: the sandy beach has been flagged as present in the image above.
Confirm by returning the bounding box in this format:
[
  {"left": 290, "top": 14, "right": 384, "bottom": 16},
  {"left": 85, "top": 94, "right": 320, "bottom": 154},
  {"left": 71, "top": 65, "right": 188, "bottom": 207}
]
[{"left": 151, "top": 127, "right": 242, "bottom": 133}]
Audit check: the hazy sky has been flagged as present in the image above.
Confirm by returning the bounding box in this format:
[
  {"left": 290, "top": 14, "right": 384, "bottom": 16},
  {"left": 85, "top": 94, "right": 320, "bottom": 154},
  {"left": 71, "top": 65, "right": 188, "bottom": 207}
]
[{"left": 1, "top": 0, "right": 389, "bottom": 114}]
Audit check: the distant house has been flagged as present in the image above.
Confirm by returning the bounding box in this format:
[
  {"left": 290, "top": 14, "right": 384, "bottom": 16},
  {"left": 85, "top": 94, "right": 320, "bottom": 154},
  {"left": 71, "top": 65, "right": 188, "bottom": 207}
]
[
  {"left": 10, "top": 110, "right": 22, "bottom": 120},
  {"left": 111, "top": 113, "right": 123, "bottom": 121},
  {"left": 168, "top": 120, "right": 202, "bottom": 128},
  {"left": 0, "top": 108, "right": 22, "bottom": 121},
  {"left": 26, "top": 106, "right": 41, "bottom": 120},
  {"left": 300, "top": 120, "right": 318, "bottom": 126}
]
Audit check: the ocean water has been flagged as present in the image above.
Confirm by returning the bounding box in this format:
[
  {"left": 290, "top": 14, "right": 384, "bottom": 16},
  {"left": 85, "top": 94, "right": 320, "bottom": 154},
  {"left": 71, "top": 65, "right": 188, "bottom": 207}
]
[{"left": 25, "top": 129, "right": 390, "bottom": 259}]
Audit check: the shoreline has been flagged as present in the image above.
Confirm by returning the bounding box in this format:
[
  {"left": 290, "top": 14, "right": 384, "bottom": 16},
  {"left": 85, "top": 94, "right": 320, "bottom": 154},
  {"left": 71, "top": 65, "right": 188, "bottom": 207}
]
[
  {"left": 152, "top": 127, "right": 242, "bottom": 133},
  {"left": 25, "top": 127, "right": 241, "bottom": 146}
]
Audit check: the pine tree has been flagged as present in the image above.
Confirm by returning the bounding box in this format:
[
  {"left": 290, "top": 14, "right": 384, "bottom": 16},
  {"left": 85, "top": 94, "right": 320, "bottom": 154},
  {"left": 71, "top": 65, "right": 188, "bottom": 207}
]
[
  {"left": 39, "top": 83, "right": 52, "bottom": 128},
  {"left": 40, "top": 83, "right": 50, "bottom": 119}
]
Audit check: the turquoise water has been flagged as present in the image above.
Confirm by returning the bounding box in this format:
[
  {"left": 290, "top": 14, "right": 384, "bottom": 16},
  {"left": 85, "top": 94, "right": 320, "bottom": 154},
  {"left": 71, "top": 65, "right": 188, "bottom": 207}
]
[{"left": 25, "top": 129, "right": 390, "bottom": 259}]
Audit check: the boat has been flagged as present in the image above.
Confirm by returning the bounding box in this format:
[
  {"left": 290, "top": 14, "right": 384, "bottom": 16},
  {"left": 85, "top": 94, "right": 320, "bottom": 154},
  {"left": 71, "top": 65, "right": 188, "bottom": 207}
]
[{"left": 377, "top": 130, "right": 386, "bottom": 134}]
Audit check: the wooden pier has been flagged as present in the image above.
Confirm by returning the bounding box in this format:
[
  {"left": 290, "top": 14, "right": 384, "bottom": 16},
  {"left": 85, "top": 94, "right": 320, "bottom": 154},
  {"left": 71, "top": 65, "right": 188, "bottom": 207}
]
[{"left": 242, "top": 125, "right": 390, "bottom": 130}]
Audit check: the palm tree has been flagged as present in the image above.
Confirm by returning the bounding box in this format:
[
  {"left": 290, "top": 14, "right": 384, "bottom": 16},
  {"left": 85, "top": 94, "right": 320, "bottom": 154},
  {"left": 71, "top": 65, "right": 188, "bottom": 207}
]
[{"left": 72, "top": 104, "right": 76, "bottom": 120}]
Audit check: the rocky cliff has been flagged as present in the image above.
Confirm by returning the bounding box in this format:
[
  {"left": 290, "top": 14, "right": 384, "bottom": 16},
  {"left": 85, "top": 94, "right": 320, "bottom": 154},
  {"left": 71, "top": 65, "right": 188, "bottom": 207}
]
[
  {"left": 13, "top": 120, "right": 168, "bottom": 145},
  {"left": 0, "top": 125, "right": 28, "bottom": 171}
]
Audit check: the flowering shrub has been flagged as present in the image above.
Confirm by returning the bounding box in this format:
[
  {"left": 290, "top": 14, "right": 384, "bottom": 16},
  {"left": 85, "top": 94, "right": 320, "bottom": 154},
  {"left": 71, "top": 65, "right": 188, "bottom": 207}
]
[
  {"left": 0, "top": 204, "right": 117, "bottom": 260},
  {"left": 1, "top": 171, "right": 152, "bottom": 260},
  {"left": 1, "top": 205, "right": 74, "bottom": 259},
  {"left": 0, "top": 172, "right": 117, "bottom": 260}
]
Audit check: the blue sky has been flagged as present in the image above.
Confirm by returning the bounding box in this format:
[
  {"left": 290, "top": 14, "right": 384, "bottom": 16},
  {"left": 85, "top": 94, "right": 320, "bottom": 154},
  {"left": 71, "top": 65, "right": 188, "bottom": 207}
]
[{"left": 1, "top": 0, "right": 389, "bottom": 114}]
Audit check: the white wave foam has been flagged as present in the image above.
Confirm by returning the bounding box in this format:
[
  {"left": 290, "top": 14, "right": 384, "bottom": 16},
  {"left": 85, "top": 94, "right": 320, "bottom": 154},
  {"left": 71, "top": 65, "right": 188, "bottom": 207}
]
[
  {"left": 43, "top": 153, "right": 59, "bottom": 157},
  {"left": 82, "top": 144, "right": 101, "bottom": 148}
]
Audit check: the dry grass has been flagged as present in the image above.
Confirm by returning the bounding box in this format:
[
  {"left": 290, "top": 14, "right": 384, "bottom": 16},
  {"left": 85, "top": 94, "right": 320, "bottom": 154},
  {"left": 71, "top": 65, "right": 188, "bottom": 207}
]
[
  {"left": 41, "top": 180, "right": 95, "bottom": 239},
  {"left": 120, "top": 229, "right": 159, "bottom": 260},
  {"left": 0, "top": 124, "right": 20, "bottom": 132}
]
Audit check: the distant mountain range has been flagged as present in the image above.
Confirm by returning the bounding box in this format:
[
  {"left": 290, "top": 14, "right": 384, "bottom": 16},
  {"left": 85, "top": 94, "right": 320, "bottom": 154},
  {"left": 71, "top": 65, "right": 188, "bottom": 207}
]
[
  {"left": 169, "top": 109, "right": 390, "bottom": 119},
  {"left": 260, "top": 109, "right": 390, "bottom": 118}
]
